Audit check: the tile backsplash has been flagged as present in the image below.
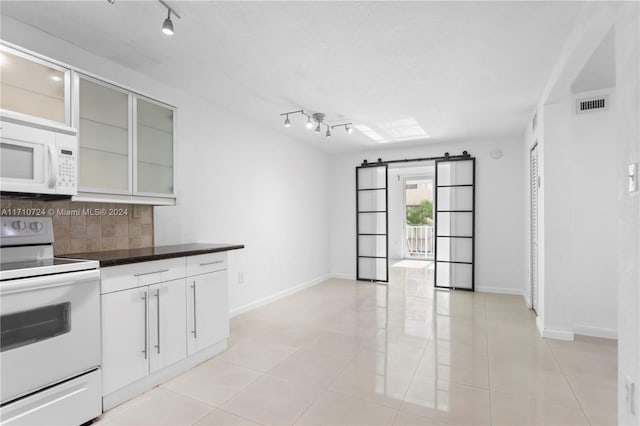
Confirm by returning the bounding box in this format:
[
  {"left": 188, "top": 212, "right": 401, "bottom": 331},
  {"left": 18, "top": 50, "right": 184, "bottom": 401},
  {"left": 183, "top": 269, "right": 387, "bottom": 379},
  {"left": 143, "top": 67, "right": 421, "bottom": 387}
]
[{"left": 0, "top": 198, "right": 154, "bottom": 255}]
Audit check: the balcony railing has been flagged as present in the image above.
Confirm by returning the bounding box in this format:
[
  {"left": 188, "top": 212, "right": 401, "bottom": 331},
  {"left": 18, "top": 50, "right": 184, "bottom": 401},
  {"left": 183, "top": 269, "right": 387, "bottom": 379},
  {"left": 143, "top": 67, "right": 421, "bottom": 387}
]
[{"left": 406, "top": 224, "right": 434, "bottom": 259}]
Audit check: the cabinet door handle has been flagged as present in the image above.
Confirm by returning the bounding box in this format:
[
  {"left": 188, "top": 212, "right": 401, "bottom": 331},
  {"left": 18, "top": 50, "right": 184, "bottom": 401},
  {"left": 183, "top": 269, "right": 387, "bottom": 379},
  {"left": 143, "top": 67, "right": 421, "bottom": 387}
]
[
  {"left": 142, "top": 291, "right": 148, "bottom": 360},
  {"left": 191, "top": 281, "right": 197, "bottom": 339},
  {"left": 199, "top": 260, "right": 223, "bottom": 266},
  {"left": 134, "top": 269, "right": 169, "bottom": 277},
  {"left": 155, "top": 289, "right": 161, "bottom": 354}
]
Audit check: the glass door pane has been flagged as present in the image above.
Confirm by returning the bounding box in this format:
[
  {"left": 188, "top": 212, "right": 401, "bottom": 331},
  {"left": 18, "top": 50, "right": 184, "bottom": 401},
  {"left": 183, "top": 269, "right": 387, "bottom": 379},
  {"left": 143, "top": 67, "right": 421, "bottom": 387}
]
[
  {"left": 1, "top": 302, "right": 71, "bottom": 352},
  {"left": 0, "top": 48, "right": 68, "bottom": 124},
  {"left": 136, "top": 98, "right": 174, "bottom": 195},
  {"left": 79, "top": 77, "right": 130, "bottom": 192}
]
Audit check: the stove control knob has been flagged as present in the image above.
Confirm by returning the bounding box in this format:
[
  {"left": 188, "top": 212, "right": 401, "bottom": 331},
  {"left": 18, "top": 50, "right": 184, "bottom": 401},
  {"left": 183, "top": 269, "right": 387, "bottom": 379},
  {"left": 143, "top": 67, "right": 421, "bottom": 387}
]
[
  {"left": 12, "top": 220, "right": 26, "bottom": 231},
  {"left": 30, "top": 222, "right": 43, "bottom": 232}
]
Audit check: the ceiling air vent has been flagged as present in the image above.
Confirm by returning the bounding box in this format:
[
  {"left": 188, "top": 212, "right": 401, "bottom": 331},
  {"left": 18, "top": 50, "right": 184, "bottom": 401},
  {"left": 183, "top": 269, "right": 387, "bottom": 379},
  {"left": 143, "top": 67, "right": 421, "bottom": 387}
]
[{"left": 576, "top": 96, "right": 608, "bottom": 114}]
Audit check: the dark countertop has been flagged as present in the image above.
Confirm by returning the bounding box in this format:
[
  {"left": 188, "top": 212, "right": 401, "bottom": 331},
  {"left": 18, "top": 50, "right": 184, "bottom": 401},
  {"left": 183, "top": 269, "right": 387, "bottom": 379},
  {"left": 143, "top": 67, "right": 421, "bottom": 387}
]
[{"left": 60, "top": 243, "right": 244, "bottom": 267}]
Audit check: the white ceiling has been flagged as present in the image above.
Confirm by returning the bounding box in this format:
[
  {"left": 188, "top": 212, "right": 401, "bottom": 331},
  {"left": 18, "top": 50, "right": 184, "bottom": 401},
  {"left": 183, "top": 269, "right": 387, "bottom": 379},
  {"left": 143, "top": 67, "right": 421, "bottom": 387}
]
[
  {"left": 571, "top": 28, "right": 616, "bottom": 93},
  {"left": 1, "top": 1, "right": 584, "bottom": 153}
]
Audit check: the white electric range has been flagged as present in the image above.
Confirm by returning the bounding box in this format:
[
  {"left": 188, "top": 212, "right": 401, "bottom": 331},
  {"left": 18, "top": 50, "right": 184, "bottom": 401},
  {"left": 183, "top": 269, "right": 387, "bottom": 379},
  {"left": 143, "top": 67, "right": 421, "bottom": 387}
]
[{"left": 0, "top": 216, "right": 102, "bottom": 426}]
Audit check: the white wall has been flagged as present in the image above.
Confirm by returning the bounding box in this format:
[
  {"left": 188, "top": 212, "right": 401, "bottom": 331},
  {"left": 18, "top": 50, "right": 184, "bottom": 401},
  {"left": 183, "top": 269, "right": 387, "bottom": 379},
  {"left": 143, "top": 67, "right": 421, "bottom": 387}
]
[
  {"left": 0, "top": 17, "right": 332, "bottom": 314},
  {"left": 541, "top": 98, "right": 575, "bottom": 337},
  {"left": 570, "top": 89, "right": 618, "bottom": 337},
  {"left": 537, "top": 89, "right": 618, "bottom": 339},
  {"left": 330, "top": 138, "right": 526, "bottom": 295}
]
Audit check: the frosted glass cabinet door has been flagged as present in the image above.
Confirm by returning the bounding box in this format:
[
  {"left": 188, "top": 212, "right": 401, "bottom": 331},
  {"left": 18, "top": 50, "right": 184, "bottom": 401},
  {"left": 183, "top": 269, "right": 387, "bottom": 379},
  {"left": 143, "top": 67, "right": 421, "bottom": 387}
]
[
  {"left": 0, "top": 47, "right": 69, "bottom": 125},
  {"left": 78, "top": 77, "right": 130, "bottom": 193},
  {"left": 136, "top": 98, "right": 174, "bottom": 195}
]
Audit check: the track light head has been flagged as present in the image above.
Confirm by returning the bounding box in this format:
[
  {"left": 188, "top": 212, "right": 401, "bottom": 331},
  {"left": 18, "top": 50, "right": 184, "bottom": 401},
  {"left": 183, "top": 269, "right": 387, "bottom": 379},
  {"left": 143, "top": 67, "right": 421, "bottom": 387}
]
[
  {"left": 306, "top": 116, "right": 313, "bottom": 129},
  {"left": 284, "top": 115, "right": 291, "bottom": 127},
  {"left": 326, "top": 127, "right": 331, "bottom": 137},
  {"left": 346, "top": 125, "right": 353, "bottom": 134},
  {"left": 315, "top": 123, "right": 321, "bottom": 134},
  {"left": 162, "top": 10, "right": 174, "bottom": 35}
]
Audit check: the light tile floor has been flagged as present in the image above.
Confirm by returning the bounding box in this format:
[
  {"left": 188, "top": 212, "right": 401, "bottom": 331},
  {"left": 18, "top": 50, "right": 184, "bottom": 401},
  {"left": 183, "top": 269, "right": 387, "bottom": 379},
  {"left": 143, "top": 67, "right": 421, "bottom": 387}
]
[{"left": 96, "top": 261, "right": 617, "bottom": 425}]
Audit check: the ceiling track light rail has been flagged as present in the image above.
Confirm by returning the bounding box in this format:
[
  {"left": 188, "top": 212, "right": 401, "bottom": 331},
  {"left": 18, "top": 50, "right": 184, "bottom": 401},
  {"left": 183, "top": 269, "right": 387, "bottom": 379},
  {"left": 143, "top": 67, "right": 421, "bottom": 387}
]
[{"left": 280, "top": 109, "right": 353, "bottom": 138}]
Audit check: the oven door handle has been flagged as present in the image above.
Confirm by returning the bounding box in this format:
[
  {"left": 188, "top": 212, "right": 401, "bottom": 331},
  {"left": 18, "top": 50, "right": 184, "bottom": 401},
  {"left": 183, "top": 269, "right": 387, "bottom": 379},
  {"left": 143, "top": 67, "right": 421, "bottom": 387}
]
[{"left": 0, "top": 269, "right": 99, "bottom": 295}]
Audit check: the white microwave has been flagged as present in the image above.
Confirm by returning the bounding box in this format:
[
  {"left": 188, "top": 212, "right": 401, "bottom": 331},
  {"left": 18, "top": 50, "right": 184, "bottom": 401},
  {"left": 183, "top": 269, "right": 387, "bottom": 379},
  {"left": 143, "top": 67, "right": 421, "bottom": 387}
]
[{"left": 0, "top": 121, "right": 78, "bottom": 198}]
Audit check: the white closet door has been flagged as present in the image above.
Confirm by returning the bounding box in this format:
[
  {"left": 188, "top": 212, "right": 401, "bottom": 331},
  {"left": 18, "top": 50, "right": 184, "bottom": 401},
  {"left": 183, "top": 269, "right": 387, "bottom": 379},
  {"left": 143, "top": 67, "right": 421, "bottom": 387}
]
[{"left": 530, "top": 144, "right": 539, "bottom": 313}]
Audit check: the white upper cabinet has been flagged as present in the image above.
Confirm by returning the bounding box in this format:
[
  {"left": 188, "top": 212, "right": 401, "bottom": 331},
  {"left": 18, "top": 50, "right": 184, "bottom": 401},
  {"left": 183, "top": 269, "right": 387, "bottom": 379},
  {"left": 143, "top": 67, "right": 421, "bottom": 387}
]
[
  {"left": 135, "top": 98, "right": 174, "bottom": 196},
  {"left": 78, "top": 77, "right": 131, "bottom": 194},
  {"left": 0, "top": 43, "right": 176, "bottom": 205},
  {"left": 75, "top": 75, "right": 176, "bottom": 205},
  {"left": 0, "top": 46, "right": 71, "bottom": 129}
]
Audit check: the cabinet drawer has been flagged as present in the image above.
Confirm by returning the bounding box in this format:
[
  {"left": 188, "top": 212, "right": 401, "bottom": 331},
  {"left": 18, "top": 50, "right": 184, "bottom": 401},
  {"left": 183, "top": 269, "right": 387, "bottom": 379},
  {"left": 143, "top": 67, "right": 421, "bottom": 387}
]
[
  {"left": 101, "top": 257, "right": 185, "bottom": 294},
  {"left": 186, "top": 253, "right": 227, "bottom": 277}
]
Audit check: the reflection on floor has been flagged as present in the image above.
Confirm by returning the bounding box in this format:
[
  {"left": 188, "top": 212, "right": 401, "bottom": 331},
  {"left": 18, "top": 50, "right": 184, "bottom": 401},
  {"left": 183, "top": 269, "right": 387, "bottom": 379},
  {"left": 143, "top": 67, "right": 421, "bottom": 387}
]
[
  {"left": 391, "top": 259, "right": 433, "bottom": 269},
  {"left": 97, "top": 262, "right": 617, "bottom": 425}
]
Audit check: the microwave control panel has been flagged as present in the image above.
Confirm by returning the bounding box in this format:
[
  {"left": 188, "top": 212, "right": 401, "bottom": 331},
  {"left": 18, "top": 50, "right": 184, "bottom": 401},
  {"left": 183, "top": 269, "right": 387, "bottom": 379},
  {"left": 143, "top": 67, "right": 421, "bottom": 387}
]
[
  {"left": 54, "top": 132, "right": 78, "bottom": 195},
  {"left": 58, "top": 148, "right": 76, "bottom": 189}
]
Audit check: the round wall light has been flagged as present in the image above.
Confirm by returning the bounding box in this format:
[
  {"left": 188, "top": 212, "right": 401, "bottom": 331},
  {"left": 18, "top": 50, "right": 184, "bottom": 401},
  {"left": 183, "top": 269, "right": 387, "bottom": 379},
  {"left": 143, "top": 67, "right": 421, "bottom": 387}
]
[{"left": 490, "top": 149, "right": 503, "bottom": 160}]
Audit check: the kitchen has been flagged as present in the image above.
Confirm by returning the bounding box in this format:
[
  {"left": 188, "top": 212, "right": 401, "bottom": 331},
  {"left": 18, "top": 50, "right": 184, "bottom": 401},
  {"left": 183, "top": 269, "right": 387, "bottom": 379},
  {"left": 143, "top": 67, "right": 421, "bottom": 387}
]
[{"left": 0, "top": 1, "right": 639, "bottom": 425}]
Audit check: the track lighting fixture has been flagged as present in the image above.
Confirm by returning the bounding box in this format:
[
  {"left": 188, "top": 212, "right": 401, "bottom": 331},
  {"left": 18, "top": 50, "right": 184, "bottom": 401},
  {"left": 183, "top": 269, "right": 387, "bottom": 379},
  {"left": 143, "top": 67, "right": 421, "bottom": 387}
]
[
  {"left": 159, "top": 0, "right": 180, "bottom": 35},
  {"left": 331, "top": 123, "right": 354, "bottom": 134},
  {"left": 162, "top": 10, "right": 174, "bottom": 35},
  {"left": 279, "top": 109, "right": 353, "bottom": 139}
]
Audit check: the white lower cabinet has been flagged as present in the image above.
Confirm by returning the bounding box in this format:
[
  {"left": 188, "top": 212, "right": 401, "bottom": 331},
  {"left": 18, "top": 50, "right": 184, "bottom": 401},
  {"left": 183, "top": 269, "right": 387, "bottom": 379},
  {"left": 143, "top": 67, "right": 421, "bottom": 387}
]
[
  {"left": 148, "top": 279, "right": 187, "bottom": 373},
  {"left": 187, "top": 270, "right": 229, "bottom": 355},
  {"left": 101, "top": 286, "right": 148, "bottom": 395},
  {"left": 100, "top": 254, "right": 230, "bottom": 410},
  {"left": 101, "top": 279, "right": 186, "bottom": 395}
]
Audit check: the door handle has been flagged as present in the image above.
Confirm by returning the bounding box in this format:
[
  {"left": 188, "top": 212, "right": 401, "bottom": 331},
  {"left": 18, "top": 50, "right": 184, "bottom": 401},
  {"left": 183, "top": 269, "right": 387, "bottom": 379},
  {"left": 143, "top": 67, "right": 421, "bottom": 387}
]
[
  {"left": 155, "top": 289, "right": 160, "bottom": 354},
  {"left": 142, "top": 291, "right": 148, "bottom": 360},
  {"left": 200, "top": 260, "right": 223, "bottom": 266},
  {"left": 134, "top": 269, "right": 169, "bottom": 277},
  {"left": 191, "top": 281, "right": 197, "bottom": 339}
]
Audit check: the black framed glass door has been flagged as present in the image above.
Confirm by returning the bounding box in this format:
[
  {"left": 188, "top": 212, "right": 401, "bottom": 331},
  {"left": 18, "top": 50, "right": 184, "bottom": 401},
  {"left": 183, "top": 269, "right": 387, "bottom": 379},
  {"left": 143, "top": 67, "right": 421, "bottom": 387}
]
[
  {"left": 356, "top": 165, "right": 388, "bottom": 282},
  {"left": 434, "top": 157, "right": 475, "bottom": 291}
]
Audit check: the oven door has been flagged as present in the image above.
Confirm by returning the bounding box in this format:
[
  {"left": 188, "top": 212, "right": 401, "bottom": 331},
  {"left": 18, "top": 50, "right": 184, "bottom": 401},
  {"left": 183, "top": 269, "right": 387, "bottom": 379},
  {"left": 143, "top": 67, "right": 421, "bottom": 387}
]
[{"left": 0, "top": 269, "right": 100, "bottom": 404}]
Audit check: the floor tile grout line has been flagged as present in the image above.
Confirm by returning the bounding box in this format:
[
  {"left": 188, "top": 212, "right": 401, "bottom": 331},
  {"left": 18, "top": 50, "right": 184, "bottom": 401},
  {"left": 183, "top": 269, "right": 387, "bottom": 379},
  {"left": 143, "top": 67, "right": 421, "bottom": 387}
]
[
  {"left": 544, "top": 338, "right": 593, "bottom": 425},
  {"left": 162, "top": 386, "right": 218, "bottom": 409},
  {"left": 161, "top": 369, "right": 267, "bottom": 417},
  {"left": 213, "top": 407, "right": 265, "bottom": 425},
  {"left": 484, "top": 292, "right": 493, "bottom": 425}
]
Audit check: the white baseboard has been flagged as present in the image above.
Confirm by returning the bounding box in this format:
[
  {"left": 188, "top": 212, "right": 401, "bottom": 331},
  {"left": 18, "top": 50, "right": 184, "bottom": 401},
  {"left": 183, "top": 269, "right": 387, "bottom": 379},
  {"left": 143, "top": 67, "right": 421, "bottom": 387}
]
[
  {"left": 540, "top": 327, "right": 574, "bottom": 341},
  {"left": 573, "top": 325, "right": 618, "bottom": 340},
  {"left": 330, "top": 273, "right": 356, "bottom": 280},
  {"left": 229, "top": 274, "right": 329, "bottom": 318},
  {"left": 476, "top": 286, "right": 525, "bottom": 296}
]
